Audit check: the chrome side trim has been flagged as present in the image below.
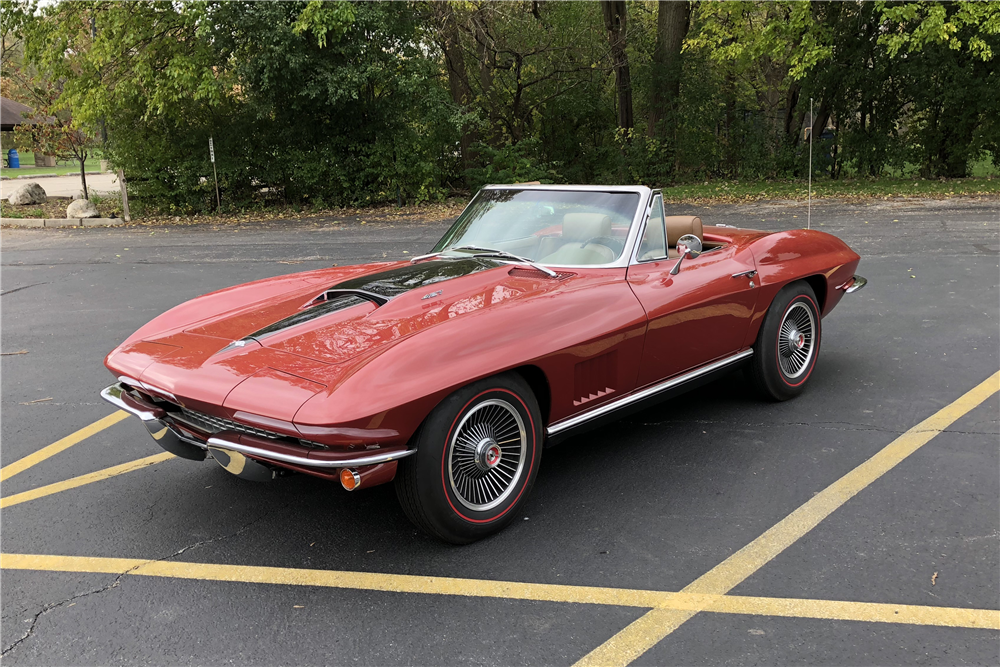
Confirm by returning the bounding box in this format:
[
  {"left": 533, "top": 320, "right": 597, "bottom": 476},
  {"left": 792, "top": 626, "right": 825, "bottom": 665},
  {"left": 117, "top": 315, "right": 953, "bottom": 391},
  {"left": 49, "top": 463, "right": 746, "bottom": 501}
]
[
  {"left": 101, "top": 383, "right": 162, "bottom": 422},
  {"left": 546, "top": 349, "right": 754, "bottom": 436},
  {"left": 206, "top": 434, "right": 416, "bottom": 469}
]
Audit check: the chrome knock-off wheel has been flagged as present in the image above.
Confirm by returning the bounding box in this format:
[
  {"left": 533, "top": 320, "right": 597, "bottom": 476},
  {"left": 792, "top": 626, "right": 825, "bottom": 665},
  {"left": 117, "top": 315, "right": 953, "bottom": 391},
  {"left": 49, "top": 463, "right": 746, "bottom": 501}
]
[
  {"left": 777, "top": 301, "right": 816, "bottom": 379},
  {"left": 746, "top": 282, "right": 822, "bottom": 401},
  {"left": 395, "top": 373, "right": 542, "bottom": 544},
  {"left": 448, "top": 399, "right": 526, "bottom": 511}
]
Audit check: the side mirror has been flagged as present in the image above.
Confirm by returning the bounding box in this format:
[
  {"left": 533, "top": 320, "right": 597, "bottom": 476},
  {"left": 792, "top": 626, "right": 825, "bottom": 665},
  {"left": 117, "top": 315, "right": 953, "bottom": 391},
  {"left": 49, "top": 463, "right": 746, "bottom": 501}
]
[{"left": 670, "top": 234, "right": 702, "bottom": 275}]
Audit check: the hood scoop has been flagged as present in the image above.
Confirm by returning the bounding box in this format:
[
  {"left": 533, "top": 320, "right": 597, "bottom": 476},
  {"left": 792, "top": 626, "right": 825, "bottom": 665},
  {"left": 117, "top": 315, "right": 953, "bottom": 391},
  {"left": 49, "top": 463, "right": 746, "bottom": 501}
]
[
  {"left": 214, "top": 258, "right": 502, "bottom": 356},
  {"left": 330, "top": 258, "right": 500, "bottom": 299},
  {"left": 218, "top": 293, "right": 370, "bottom": 354}
]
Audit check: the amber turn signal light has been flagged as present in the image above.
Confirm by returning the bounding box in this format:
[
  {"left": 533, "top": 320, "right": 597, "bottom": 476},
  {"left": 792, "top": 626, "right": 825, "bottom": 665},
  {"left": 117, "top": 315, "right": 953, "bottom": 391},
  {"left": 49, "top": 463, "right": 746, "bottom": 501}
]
[{"left": 340, "top": 468, "right": 361, "bottom": 491}]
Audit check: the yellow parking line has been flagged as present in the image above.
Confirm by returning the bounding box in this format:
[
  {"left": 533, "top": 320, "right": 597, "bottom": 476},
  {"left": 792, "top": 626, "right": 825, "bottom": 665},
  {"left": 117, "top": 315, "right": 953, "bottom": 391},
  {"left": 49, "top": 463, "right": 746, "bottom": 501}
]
[
  {"left": 2, "top": 553, "right": 997, "bottom": 631},
  {"left": 0, "top": 452, "right": 173, "bottom": 509},
  {"left": 0, "top": 411, "right": 129, "bottom": 482},
  {"left": 574, "top": 370, "right": 1000, "bottom": 667}
]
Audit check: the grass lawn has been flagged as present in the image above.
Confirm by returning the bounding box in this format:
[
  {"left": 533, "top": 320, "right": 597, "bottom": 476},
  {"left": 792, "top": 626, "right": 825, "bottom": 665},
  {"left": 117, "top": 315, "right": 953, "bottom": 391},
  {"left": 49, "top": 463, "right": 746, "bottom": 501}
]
[
  {"left": 1, "top": 151, "right": 102, "bottom": 178},
  {"left": 661, "top": 176, "right": 1000, "bottom": 204}
]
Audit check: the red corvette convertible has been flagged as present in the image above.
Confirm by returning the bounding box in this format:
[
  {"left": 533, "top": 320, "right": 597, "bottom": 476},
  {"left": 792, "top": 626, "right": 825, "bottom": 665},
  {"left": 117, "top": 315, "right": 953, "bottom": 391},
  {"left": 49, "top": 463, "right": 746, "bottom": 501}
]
[{"left": 102, "top": 185, "right": 866, "bottom": 543}]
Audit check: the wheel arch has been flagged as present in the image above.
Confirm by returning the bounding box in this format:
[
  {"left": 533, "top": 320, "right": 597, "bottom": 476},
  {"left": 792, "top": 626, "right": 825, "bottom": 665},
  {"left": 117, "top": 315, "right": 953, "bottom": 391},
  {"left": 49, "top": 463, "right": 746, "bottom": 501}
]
[
  {"left": 802, "top": 274, "right": 828, "bottom": 314},
  {"left": 511, "top": 364, "right": 551, "bottom": 426}
]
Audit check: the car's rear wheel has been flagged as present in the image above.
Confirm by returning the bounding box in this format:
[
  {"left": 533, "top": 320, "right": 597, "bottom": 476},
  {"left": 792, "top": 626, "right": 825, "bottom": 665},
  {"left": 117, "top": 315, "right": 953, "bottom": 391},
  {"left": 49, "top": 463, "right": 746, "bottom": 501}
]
[
  {"left": 395, "top": 373, "right": 543, "bottom": 544},
  {"left": 746, "top": 281, "right": 822, "bottom": 401}
]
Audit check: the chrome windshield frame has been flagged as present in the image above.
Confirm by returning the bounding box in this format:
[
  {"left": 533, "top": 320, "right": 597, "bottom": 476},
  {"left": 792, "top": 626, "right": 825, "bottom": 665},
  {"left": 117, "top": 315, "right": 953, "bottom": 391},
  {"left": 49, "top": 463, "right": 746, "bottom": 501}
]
[{"left": 437, "top": 184, "right": 654, "bottom": 270}]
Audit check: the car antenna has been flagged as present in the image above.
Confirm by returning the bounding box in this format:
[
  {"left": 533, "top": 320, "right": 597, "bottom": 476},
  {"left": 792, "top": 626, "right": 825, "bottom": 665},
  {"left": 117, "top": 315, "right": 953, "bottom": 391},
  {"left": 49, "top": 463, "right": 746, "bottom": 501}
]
[{"left": 808, "top": 97, "right": 813, "bottom": 231}]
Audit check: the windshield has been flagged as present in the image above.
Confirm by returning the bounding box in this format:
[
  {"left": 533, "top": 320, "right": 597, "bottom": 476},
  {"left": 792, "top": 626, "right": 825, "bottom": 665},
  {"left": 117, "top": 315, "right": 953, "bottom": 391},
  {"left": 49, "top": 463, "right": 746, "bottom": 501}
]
[{"left": 433, "top": 189, "right": 640, "bottom": 266}]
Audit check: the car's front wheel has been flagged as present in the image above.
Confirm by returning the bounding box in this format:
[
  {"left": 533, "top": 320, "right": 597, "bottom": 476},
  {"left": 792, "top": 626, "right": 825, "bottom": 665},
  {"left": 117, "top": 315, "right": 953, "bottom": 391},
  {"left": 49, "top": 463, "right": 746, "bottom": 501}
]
[
  {"left": 746, "top": 281, "right": 822, "bottom": 401},
  {"left": 395, "top": 372, "right": 543, "bottom": 544}
]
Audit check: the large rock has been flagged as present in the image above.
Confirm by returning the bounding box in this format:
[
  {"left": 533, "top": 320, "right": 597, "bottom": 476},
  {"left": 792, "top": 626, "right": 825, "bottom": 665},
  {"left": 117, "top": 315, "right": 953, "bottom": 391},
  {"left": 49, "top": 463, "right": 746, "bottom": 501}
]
[
  {"left": 7, "top": 182, "right": 47, "bottom": 205},
  {"left": 66, "top": 198, "right": 100, "bottom": 219}
]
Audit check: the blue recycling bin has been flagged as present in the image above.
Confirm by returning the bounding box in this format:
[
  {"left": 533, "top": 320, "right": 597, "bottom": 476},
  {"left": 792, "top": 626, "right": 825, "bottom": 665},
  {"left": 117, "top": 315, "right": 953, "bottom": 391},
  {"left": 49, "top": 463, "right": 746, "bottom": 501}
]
[{"left": 6, "top": 149, "right": 20, "bottom": 169}]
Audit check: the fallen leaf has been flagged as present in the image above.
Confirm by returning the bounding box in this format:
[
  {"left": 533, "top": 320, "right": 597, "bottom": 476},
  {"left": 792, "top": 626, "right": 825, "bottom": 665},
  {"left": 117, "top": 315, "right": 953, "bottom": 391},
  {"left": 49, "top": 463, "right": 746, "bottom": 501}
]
[
  {"left": 20, "top": 397, "right": 53, "bottom": 404},
  {"left": 931, "top": 572, "right": 938, "bottom": 586}
]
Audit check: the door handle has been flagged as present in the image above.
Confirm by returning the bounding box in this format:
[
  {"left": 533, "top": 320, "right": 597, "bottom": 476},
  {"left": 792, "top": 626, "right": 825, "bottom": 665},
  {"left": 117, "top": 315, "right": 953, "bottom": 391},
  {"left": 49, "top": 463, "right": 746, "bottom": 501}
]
[{"left": 731, "top": 269, "right": 757, "bottom": 279}]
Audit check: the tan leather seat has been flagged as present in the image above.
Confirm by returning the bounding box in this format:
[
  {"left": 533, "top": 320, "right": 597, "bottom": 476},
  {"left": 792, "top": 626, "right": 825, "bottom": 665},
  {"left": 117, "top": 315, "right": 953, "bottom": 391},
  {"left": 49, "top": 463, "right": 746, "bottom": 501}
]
[
  {"left": 665, "top": 216, "right": 703, "bottom": 258},
  {"left": 539, "top": 213, "right": 615, "bottom": 265}
]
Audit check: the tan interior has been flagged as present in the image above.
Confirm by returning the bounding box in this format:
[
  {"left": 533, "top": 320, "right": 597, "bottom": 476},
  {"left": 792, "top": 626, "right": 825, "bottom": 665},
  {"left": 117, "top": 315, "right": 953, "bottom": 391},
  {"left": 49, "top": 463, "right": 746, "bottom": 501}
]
[
  {"left": 665, "top": 215, "right": 703, "bottom": 258},
  {"left": 539, "top": 213, "right": 616, "bottom": 265}
]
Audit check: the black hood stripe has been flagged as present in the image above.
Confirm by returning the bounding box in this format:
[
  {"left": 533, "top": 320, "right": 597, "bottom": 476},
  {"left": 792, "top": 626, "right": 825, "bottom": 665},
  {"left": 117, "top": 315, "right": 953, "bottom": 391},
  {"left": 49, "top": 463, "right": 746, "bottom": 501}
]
[
  {"left": 216, "top": 258, "right": 500, "bottom": 353},
  {"left": 330, "top": 258, "right": 500, "bottom": 299}
]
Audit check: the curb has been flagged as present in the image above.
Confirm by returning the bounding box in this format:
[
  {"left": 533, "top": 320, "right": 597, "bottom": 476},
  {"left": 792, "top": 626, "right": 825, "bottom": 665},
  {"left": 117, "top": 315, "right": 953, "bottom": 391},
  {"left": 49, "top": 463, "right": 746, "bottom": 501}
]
[
  {"left": 1, "top": 217, "right": 121, "bottom": 228},
  {"left": 0, "top": 171, "right": 105, "bottom": 181}
]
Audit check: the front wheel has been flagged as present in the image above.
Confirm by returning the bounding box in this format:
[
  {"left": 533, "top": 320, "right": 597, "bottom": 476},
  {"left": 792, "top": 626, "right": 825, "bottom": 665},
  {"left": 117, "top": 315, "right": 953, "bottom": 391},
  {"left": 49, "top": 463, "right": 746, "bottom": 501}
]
[
  {"left": 395, "top": 373, "right": 543, "bottom": 544},
  {"left": 746, "top": 281, "right": 822, "bottom": 401}
]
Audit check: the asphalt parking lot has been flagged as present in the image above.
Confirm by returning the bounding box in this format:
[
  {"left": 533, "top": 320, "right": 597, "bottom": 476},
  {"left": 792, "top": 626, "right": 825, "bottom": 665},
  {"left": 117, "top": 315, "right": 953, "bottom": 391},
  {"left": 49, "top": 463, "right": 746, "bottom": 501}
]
[{"left": 2, "top": 197, "right": 998, "bottom": 665}]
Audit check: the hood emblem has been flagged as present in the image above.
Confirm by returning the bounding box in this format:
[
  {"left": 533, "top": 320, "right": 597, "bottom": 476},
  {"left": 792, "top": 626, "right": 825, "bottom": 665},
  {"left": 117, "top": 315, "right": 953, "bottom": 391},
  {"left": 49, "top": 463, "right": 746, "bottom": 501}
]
[{"left": 422, "top": 289, "right": 443, "bottom": 300}]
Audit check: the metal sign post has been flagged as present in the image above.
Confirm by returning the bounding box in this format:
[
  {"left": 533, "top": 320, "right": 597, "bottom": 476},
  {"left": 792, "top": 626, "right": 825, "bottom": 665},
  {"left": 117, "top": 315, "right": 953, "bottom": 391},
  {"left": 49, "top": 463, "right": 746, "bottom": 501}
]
[
  {"left": 116, "top": 169, "right": 131, "bottom": 222},
  {"left": 209, "top": 137, "right": 221, "bottom": 210},
  {"left": 808, "top": 98, "right": 813, "bottom": 231}
]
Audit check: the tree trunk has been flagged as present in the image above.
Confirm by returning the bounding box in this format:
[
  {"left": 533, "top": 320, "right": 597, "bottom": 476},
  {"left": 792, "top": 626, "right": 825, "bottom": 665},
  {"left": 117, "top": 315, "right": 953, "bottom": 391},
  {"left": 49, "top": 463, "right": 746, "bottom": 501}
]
[
  {"left": 601, "top": 0, "right": 633, "bottom": 133},
  {"left": 647, "top": 0, "right": 690, "bottom": 138},
  {"left": 472, "top": 8, "right": 493, "bottom": 97},
  {"left": 79, "top": 153, "right": 89, "bottom": 200},
  {"left": 810, "top": 98, "right": 831, "bottom": 148},
  {"left": 783, "top": 82, "right": 801, "bottom": 143},
  {"left": 437, "top": 4, "right": 476, "bottom": 169}
]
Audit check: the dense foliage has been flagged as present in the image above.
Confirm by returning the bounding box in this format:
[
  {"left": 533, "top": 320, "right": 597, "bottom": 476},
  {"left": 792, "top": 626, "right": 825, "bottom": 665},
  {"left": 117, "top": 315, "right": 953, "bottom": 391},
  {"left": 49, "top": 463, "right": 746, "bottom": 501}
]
[{"left": 2, "top": 0, "right": 997, "bottom": 212}]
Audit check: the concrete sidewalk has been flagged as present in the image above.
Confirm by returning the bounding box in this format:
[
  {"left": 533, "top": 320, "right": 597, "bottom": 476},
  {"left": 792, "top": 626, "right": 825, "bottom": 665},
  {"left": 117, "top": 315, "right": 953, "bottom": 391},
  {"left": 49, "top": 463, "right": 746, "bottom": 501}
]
[{"left": 0, "top": 172, "right": 119, "bottom": 199}]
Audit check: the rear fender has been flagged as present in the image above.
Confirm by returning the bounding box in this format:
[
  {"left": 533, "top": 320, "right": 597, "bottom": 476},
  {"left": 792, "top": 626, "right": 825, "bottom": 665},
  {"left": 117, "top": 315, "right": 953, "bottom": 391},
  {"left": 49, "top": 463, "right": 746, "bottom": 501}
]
[{"left": 743, "top": 229, "right": 860, "bottom": 346}]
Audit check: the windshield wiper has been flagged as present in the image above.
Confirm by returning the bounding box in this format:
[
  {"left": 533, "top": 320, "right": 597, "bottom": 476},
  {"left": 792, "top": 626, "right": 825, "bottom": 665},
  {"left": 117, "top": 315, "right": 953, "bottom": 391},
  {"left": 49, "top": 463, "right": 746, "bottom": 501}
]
[{"left": 410, "top": 245, "right": 558, "bottom": 277}]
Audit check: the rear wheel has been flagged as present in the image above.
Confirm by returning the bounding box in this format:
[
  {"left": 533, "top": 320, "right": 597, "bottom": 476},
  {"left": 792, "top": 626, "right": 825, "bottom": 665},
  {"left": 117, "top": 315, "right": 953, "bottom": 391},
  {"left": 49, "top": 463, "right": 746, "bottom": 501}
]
[
  {"left": 395, "top": 373, "right": 543, "bottom": 544},
  {"left": 746, "top": 281, "right": 822, "bottom": 401}
]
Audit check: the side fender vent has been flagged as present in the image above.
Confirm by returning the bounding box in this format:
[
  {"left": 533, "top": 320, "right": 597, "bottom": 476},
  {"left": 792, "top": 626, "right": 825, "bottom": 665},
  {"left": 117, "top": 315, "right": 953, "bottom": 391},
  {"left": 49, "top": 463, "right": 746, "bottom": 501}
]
[{"left": 573, "top": 350, "right": 617, "bottom": 407}]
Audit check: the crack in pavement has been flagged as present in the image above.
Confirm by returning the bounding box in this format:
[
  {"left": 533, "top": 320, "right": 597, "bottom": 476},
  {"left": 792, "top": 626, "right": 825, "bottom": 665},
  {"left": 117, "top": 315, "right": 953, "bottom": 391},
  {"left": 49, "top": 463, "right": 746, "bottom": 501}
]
[
  {"left": 0, "top": 282, "right": 48, "bottom": 296},
  {"left": 0, "top": 511, "right": 273, "bottom": 657}
]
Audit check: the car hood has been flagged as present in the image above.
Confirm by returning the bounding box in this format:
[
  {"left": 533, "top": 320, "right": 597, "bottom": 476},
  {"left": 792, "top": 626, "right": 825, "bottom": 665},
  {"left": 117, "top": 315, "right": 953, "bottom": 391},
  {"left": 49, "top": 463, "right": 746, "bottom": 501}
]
[{"left": 107, "top": 258, "right": 577, "bottom": 420}]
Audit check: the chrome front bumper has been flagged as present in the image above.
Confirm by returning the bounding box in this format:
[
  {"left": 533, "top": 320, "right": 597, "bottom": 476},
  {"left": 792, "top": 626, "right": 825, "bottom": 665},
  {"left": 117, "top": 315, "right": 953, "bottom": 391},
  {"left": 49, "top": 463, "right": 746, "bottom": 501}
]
[
  {"left": 101, "top": 383, "right": 208, "bottom": 461},
  {"left": 100, "top": 382, "right": 415, "bottom": 469}
]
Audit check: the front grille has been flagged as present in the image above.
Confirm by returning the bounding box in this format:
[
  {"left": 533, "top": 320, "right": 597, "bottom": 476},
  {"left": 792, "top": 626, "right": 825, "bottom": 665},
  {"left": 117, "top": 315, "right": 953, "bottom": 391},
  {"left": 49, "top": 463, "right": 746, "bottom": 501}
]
[
  {"left": 121, "top": 383, "right": 330, "bottom": 450},
  {"left": 171, "top": 407, "right": 329, "bottom": 450},
  {"left": 174, "top": 408, "right": 281, "bottom": 440}
]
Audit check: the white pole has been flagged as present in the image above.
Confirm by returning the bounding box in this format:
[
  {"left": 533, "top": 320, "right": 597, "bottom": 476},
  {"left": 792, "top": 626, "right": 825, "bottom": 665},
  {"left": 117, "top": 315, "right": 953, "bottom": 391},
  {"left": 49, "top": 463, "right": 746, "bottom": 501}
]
[{"left": 808, "top": 97, "right": 813, "bottom": 230}]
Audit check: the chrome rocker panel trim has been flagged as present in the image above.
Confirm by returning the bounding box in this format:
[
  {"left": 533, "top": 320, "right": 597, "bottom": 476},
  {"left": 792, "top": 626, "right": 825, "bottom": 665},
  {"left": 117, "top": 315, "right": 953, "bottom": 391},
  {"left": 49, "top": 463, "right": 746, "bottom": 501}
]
[
  {"left": 546, "top": 348, "right": 755, "bottom": 439},
  {"left": 206, "top": 433, "right": 416, "bottom": 469}
]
